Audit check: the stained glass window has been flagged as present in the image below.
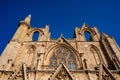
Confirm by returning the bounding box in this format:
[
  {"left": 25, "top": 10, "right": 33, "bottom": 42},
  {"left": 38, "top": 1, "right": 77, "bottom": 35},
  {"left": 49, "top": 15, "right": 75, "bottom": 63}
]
[{"left": 49, "top": 47, "right": 77, "bottom": 70}]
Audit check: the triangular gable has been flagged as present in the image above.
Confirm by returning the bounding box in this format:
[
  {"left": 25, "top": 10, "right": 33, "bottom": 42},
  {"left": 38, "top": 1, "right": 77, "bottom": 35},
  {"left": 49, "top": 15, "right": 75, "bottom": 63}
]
[
  {"left": 55, "top": 35, "right": 80, "bottom": 55},
  {"left": 55, "top": 34, "right": 70, "bottom": 45},
  {"left": 44, "top": 34, "right": 81, "bottom": 63},
  {"left": 50, "top": 64, "right": 74, "bottom": 80},
  {"left": 79, "top": 23, "right": 96, "bottom": 35},
  {"left": 80, "top": 23, "right": 89, "bottom": 31},
  {"left": 55, "top": 34, "right": 77, "bottom": 50},
  {"left": 7, "top": 63, "right": 27, "bottom": 80},
  {"left": 46, "top": 34, "right": 72, "bottom": 52},
  {"left": 102, "top": 64, "right": 116, "bottom": 80},
  {"left": 99, "top": 64, "right": 116, "bottom": 80}
]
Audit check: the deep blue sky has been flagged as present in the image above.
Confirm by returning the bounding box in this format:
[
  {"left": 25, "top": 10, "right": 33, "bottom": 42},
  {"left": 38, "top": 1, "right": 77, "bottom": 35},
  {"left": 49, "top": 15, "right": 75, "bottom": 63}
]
[{"left": 0, "top": 0, "right": 120, "bottom": 54}]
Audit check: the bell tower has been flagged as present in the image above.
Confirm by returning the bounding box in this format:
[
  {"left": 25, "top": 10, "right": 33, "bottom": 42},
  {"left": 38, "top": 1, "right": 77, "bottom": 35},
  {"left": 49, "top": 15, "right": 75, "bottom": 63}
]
[{"left": 12, "top": 15, "right": 31, "bottom": 42}]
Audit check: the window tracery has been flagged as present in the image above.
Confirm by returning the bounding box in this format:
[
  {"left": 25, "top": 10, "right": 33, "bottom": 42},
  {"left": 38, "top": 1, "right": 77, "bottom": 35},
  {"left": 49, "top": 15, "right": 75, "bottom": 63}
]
[
  {"left": 54, "top": 68, "right": 72, "bottom": 80},
  {"left": 49, "top": 47, "right": 77, "bottom": 70}
]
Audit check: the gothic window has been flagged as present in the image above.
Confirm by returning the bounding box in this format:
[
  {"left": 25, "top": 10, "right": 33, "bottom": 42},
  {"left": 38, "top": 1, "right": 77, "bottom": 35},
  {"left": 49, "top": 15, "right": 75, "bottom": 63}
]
[
  {"left": 84, "top": 31, "right": 92, "bottom": 41},
  {"left": 32, "top": 31, "right": 40, "bottom": 41},
  {"left": 90, "top": 47, "right": 100, "bottom": 66},
  {"left": 49, "top": 47, "right": 77, "bottom": 70}
]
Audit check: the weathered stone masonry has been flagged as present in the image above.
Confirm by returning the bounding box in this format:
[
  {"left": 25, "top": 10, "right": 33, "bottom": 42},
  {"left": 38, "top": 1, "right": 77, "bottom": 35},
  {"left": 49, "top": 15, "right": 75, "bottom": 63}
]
[{"left": 0, "top": 15, "right": 120, "bottom": 80}]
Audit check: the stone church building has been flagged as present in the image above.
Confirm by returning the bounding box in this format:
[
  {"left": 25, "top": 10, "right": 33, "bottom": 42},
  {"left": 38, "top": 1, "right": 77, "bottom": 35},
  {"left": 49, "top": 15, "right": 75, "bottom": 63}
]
[{"left": 0, "top": 15, "right": 120, "bottom": 80}]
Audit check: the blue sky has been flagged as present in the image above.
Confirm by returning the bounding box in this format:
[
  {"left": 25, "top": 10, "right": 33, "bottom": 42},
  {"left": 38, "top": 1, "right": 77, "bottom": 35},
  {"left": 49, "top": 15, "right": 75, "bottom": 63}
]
[{"left": 0, "top": 0, "right": 120, "bottom": 54}]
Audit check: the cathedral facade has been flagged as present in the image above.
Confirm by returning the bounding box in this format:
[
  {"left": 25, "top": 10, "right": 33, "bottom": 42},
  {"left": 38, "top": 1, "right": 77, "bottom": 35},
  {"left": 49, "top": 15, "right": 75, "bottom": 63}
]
[{"left": 0, "top": 15, "right": 120, "bottom": 80}]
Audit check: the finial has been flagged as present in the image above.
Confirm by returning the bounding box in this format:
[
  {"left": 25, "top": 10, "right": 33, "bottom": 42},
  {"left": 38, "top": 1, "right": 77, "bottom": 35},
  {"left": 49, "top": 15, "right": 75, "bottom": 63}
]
[
  {"left": 102, "top": 32, "right": 109, "bottom": 37},
  {"left": 83, "top": 22, "right": 86, "bottom": 25},
  {"left": 82, "top": 22, "right": 89, "bottom": 28},
  {"left": 24, "top": 14, "right": 31, "bottom": 24},
  {"left": 60, "top": 33, "right": 63, "bottom": 37},
  {"left": 28, "top": 14, "right": 31, "bottom": 18},
  {"left": 45, "top": 24, "right": 49, "bottom": 30},
  {"left": 45, "top": 24, "right": 50, "bottom": 32}
]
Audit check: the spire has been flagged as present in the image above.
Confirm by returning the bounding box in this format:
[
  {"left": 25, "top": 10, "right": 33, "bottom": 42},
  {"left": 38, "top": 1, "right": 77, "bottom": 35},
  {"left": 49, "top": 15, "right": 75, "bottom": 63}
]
[
  {"left": 60, "top": 33, "right": 63, "bottom": 37},
  {"left": 28, "top": 14, "right": 31, "bottom": 18},
  {"left": 82, "top": 22, "right": 89, "bottom": 28},
  {"left": 45, "top": 24, "right": 49, "bottom": 31},
  {"left": 24, "top": 14, "right": 31, "bottom": 24},
  {"left": 102, "top": 32, "right": 109, "bottom": 38}
]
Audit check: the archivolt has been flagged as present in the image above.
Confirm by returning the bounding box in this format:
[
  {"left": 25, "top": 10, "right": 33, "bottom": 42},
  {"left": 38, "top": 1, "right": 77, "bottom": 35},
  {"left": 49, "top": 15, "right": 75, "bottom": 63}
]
[
  {"left": 90, "top": 44, "right": 103, "bottom": 62},
  {"left": 43, "top": 43, "right": 82, "bottom": 69},
  {"left": 79, "top": 27, "right": 96, "bottom": 36},
  {"left": 44, "top": 43, "right": 79, "bottom": 60},
  {"left": 27, "top": 28, "right": 44, "bottom": 36},
  {"left": 27, "top": 44, "right": 36, "bottom": 50}
]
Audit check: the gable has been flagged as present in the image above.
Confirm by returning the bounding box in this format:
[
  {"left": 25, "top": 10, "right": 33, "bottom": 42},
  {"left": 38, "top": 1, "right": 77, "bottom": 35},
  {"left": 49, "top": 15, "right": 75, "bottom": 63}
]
[{"left": 50, "top": 64, "right": 74, "bottom": 80}]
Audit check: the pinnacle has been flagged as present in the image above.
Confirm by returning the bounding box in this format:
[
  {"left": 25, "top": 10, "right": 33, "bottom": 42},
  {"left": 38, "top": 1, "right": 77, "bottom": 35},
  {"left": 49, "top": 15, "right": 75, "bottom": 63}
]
[
  {"left": 28, "top": 14, "right": 31, "bottom": 18},
  {"left": 83, "top": 22, "right": 89, "bottom": 28}
]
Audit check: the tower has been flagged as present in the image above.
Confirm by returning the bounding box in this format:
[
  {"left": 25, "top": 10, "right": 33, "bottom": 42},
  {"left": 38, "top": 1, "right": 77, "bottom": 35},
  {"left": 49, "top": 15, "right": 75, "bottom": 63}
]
[{"left": 0, "top": 15, "right": 120, "bottom": 80}]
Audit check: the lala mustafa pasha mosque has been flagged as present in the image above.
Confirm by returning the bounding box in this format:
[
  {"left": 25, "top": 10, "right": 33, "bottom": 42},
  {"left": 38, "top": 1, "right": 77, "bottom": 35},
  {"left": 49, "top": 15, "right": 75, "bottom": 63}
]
[{"left": 0, "top": 15, "right": 120, "bottom": 80}]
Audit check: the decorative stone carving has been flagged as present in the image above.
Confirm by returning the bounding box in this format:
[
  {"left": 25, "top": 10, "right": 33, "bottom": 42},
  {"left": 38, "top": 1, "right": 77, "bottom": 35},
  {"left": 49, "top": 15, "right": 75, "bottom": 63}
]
[
  {"left": 50, "top": 64, "right": 74, "bottom": 80},
  {"left": 49, "top": 47, "right": 76, "bottom": 70}
]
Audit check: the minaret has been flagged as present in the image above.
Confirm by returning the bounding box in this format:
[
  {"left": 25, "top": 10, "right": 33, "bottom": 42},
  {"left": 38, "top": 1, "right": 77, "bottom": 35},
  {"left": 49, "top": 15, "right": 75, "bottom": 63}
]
[
  {"left": 0, "top": 15, "right": 31, "bottom": 70},
  {"left": 12, "top": 14, "right": 31, "bottom": 42},
  {"left": 24, "top": 14, "right": 31, "bottom": 24}
]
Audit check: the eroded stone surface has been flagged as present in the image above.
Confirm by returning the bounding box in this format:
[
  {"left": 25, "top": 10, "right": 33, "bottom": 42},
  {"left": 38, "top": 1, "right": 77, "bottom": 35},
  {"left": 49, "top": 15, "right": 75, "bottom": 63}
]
[{"left": 0, "top": 15, "right": 120, "bottom": 80}]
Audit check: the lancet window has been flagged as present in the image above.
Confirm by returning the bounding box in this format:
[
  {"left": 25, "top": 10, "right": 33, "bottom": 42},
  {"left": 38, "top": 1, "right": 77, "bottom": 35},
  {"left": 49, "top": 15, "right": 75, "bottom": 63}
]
[
  {"left": 84, "top": 31, "right": 93, "bottom": 41},
  {"left": 32, "top": 31, "right": 40, "bottom": 41}
]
